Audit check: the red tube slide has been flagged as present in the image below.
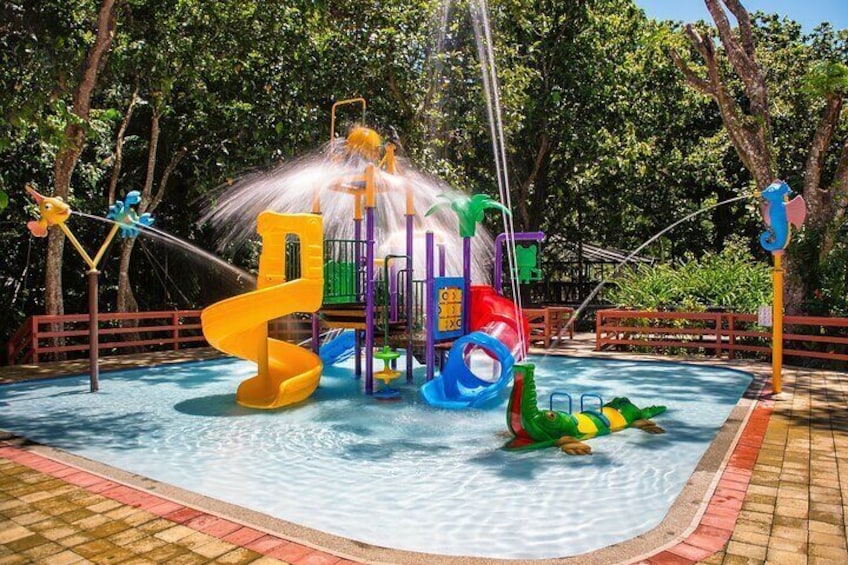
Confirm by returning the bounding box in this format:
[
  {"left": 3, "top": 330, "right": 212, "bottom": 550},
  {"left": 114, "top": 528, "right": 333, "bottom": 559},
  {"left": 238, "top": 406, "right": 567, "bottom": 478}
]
[{"left": 469, "top": 285, "right": 530, "bottom": 359}]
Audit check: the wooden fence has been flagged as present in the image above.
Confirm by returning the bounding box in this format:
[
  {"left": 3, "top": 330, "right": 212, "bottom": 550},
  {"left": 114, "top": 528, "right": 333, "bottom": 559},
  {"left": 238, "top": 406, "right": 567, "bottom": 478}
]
[
  {"left": 6, "top": 310, "right": 314, "bottom": 365},
  {"left": 596, "top": 309, "right": 848, "bottom": 364},
  {"left": 7, "top": 311, "right": 206, "bottom": 365},
  {"left": 524, "top": 306, "right": 574, "bottom": 347}
]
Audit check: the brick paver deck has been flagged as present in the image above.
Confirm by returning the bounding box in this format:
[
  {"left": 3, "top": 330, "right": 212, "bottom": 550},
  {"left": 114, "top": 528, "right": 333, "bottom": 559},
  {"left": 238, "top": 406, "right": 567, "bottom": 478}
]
[
  {"left": 0, "top": 444, "right": 357, "bottom": 564},
  {"left": 691, "top": 368, "right": 848, "bottom": 565},
  {"left": 1, "top": 342, "right": 846, "bottom": 564}
]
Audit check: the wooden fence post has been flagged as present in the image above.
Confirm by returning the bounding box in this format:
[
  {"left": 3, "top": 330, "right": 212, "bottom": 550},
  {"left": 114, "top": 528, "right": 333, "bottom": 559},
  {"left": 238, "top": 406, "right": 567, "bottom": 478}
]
[
  {"left": 595, "top": 310, "right": 602, "bottom": 351},
  {"left": 172, "top": 311, "right": 180, "bottom": 351},
  {"left": 728, "top": 314, "right": 735, "bottom": 360},
  {"left": 715, "top": 312, "right": 722, "bottom": 357},
  {"left": 31, "top": 316, "right": 40, "bottom": 365}
]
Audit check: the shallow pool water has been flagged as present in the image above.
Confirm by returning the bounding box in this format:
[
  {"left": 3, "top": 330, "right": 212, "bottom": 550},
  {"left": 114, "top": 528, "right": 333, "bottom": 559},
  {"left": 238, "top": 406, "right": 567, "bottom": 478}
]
[{"left": 0, "top": 356, "right": 751, "bottom": 559}]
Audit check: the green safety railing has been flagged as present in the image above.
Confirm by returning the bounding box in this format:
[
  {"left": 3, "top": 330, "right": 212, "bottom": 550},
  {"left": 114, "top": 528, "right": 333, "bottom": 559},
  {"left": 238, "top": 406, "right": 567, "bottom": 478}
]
[
  {"left": 285, "top": 237, "right": 302, "bottom": 282},
  {"left": 323, "top": 238, "right": 365, "bottom": 304},
  {"left": 287, "top": 238, "right": 424, "bottom": 325},
  {"left": 398, "top": 273, "right": 426, "bottom": 332}
]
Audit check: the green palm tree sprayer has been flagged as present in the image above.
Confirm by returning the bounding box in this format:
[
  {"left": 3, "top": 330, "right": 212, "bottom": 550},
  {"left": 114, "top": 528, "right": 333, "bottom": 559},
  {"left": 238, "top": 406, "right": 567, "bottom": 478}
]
[{"left": 426, "top": 192, "right": 510, "bottom": 333}]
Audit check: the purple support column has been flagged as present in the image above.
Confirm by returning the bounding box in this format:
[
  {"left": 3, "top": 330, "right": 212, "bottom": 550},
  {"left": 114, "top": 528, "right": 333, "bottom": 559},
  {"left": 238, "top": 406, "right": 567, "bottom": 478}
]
[
  {"left": 462, "top": 237, "right": 471, "bottom": 335},
  {"left": 438, "top": 244, "right": 446, "bottom": 277},
  {"left": 311, "top": 314, "right": 319, "bottom": 354},
  {"left": 365, "top": 207, "right": 376, "bottom": 394},
  {"left": 425, "top": 231, "right": 435, "bottom": 381},
  {"left": 354, "top": 217, "right": 362, "bottom": 375},
  {"left": 406, "top": 213, "right": 414, "bottom": 383},
  {"left": 354, "top": 330, "right": 362, "bottom": 377}
]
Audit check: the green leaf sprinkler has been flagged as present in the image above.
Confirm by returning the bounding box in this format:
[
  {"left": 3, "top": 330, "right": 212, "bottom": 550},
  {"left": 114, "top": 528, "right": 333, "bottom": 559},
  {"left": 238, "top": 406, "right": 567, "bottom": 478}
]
[
  {"left": 426, "top": 192, "right": 510, "bottom": 238},
  {"left": 373, "top": 345, "right": 402, "bottom": 399},
  {"left": 504, "top": 364, "right": 667, "bottom": 455}
]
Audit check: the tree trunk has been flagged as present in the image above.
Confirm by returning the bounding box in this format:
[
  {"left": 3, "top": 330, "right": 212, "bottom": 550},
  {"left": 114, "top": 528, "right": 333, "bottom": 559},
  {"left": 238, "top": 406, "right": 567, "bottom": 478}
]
[
  {"left": 43, "top": 0, "right": 118, "bottom": 359},
  {"left": 782, "top": 254, "right": 807, "bottom": 315},
  {"left": 515, "top": 133, "right": 551, "bottom": 231},
  {"left": 116, "top": 237, "right": 142, "bottom": 351},
  {"left": 107, "top": 87, "right": 138, "bottom": 205},
  {"left": 527, "top": 147, "right": 552, "bottom": 232},
  {"left": 116, "top": 106, "right": 158, "bottom": 313},
  {"left": 47, "top": 0, "right": 118, "bottom": 312},
  {"left": 44, "top": 229, "right": 65, "bottom": 318},
  {"left": 116, "top": 238, "right": 139, "bottom": 314},
  {"left": 787, "top": 96, "right": 847, "bottom": 310}
]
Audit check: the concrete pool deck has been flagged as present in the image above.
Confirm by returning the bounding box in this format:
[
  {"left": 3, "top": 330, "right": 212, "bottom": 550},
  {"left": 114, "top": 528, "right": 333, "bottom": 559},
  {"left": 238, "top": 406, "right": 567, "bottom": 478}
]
[{"left": 0, "top": 340, "right": 846, "bottom": 564}]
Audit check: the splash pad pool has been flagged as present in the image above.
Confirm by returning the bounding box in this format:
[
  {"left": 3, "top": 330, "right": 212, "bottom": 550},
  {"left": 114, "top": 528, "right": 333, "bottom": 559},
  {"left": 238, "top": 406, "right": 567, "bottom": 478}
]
[{"left": 0, "top": 354, "right": 752, "bottom": 560}]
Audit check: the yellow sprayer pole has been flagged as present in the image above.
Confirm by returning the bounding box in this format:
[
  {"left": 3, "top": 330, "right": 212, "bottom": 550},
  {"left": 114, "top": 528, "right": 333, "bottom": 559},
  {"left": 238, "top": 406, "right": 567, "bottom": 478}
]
[
  {"left": 772, "top": 252, "right": 784, "bottom": 394},
  {"left": 384, "top": 143, "right": 396, "bottom": 174},
  {"left": 312, "top": 185, "right": 321, "bottom": 214},
  {"left": 354, "top": 193, "right": 363, "bottom": 221},
  {"left": 365, "top": 164, "right": 376, "bottom": 209},
  {"left": 57, "top": 222, "right": 102, "bottom": 391},
  {"left": 58, "top": 223, "right": 96, "bottom": 270},
  {"left": 91, "top": 223, "right": 120, "bottom": 269},
  {"left": 406, "top": 181, "right": 414, "bottom": 217}
]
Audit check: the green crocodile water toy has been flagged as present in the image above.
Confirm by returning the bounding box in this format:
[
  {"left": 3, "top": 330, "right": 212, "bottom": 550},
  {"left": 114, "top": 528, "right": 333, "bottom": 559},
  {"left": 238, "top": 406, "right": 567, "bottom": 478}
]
[{"left": 504, "top": 364, "right": 667, "bottom": 455}]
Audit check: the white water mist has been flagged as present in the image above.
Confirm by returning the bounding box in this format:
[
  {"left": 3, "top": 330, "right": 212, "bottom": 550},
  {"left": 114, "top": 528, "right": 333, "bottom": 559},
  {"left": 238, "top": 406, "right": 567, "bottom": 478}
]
[{"left": 201, "top": 145, "right": 495, "bottom": 282}]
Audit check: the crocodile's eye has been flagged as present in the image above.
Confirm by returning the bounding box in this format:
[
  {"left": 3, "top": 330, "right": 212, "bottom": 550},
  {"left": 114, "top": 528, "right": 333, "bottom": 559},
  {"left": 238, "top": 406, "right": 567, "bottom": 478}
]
[
  {"left": 545, "top": 411, "right": 556, "bottom": 421},
  {"left": 44, "top": 203, "right": 52, "bottom": 210}
]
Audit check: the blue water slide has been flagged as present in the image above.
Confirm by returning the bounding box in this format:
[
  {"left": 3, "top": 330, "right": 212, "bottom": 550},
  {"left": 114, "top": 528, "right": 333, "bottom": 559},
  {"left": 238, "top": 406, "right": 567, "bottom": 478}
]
[
  {"left": 420, "top": 330, "right": 515, "bottom": 409},
  {"left": 319, "top": 331, "right": 357, "bottom": 365}
]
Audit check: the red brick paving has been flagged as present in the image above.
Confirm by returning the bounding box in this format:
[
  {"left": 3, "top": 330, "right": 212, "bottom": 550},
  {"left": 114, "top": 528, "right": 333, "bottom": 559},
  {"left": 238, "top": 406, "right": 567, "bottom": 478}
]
[
  {"left": 0, "top": 441, "right": 346, "bottom": 564},
  {"left": 643, "top": 401, "right": 773, "bottom": 564}
]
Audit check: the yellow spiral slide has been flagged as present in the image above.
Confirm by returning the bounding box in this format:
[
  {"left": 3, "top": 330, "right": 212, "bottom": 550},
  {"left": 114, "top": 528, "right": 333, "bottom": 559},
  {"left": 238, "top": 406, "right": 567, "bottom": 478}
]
[{"left": 201, "top": 212, "right": 324, "bottom": 409}]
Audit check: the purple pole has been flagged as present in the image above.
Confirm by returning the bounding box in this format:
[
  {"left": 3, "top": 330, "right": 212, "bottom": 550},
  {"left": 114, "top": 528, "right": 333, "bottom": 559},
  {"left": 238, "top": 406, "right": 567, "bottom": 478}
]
[
  {"left": 311, "top": 314, "right": 320, "bottom": 354},
  {"left": 354, "top": 217, "right": 362, "bottom": 376},
  {"left": 438, "top": 244, "right": 446, "bottom": 277},
  {"left": 354, "top": 331, "right": 362, "bottom": 377},
  {"left": 493, "top": 231, "right": 546, "bottom": 294},
  {"left": 406, "top": 213, "right": 414, "bottom": 383},
  {"left": 463, "top": 237, "right": 471, "bottom": 335},
  {"left": 365, "top": 207, "right": 376, "bottom": 394},
  {"left": 425, "top": 231, "right": 435, "bottom": 381},
  {"left": 310, "top": 207, "right": 320, "bottom": 353}
]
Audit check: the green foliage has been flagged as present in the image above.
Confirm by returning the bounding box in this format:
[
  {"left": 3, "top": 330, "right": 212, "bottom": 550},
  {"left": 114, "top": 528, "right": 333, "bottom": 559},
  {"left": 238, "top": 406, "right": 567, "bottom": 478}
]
[
  {"left": 808, "top": 238, "right": 848, "bottom": 316},
  {"left": 608, "top": 237, "right": 771, "bottom": 312},
  {"left": 801, "top": 61, "right": 848, "bottom": 97},
  {"left": 0, "top": 0, "right": 846, "bottom": 356}
]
